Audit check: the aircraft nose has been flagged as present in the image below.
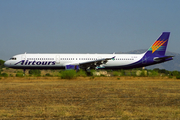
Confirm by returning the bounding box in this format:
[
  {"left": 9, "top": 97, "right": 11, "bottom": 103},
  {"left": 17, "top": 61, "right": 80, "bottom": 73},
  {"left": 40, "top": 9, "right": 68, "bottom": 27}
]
[{"left": 4, "top": 61, "right": 10, "bottom": 67}]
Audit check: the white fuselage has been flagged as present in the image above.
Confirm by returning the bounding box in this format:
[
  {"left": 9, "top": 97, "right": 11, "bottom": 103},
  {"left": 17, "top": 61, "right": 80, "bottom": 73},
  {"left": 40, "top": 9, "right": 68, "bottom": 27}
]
[{"left": 4, "top": 53, "right": 144, "bottom": 69}]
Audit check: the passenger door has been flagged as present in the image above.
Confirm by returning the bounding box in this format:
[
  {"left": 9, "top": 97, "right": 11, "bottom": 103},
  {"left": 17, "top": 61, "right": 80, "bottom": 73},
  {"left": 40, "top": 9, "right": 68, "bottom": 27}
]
[
  {"left": 56, "top": 55, "right": 60, "bottom": 64},
  {"left": 21, "top": 54, "right": 26, "bottom": 60}
]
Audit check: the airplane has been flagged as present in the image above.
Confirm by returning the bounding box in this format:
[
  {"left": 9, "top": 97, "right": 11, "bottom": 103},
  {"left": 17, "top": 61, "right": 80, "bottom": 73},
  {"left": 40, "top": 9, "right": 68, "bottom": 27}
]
[{"left": 4, "top": 32, "right": 173, "bottom": 72}]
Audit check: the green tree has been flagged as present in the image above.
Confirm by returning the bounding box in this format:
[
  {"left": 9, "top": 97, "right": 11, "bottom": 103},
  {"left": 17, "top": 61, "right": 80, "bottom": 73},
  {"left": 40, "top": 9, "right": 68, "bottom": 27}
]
[
  {"left": 61, "top": 70, "right": 77, "bottom": 79},
  {"left": 120, "top": 69, "right": 125, "bottom": 76},
  {"left": 76, "top": 70, "right": 87, "bottom": 77},
  {"left": 0, "top": 73, "right": 8, "bottom": 77},
  {"left": 171, "top": 71, "right": 180, "bottom": 76},
  {"left": 16, "top": 71, "right": 24, "bottom": 77},
  {"left": 153, "top": 68, "right": 160, "bottom": 72},
  {"left": 148, "top": 69, "right": 159, "bottom": 77},
  {"left": 45, "top": 73, "right": 53, "bottom": 77},
  {"left": 29, "top": 69, "right": 41, "bottom": 77},
  {"left": 0, "top": 60, "right": 5, "bottom": 69}
]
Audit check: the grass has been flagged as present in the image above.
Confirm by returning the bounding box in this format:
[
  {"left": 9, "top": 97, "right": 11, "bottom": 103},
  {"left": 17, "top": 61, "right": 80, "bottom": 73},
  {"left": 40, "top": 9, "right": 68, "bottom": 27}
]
[{"left": 0, "top": 77, "right": 180, "bottom": 119}]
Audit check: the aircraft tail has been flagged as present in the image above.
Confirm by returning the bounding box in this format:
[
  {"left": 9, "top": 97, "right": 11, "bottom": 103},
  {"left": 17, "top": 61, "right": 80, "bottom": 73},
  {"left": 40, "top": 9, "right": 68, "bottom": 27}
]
[{"left": 145, "top": 32, "right": 170, "bottom": 56}]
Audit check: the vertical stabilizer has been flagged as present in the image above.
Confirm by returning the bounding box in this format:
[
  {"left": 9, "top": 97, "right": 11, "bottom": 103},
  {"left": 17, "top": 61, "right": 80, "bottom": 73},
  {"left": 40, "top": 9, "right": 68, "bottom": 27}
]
[{"left": 145, "top": 32, "right": 170, "bottom": 56}]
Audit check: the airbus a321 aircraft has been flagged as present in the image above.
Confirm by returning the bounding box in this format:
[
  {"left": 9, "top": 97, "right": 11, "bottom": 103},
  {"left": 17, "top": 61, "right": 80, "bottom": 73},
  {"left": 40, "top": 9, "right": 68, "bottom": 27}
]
[{"left": 4, "top": 32, "right": 173, "bottom": 71}]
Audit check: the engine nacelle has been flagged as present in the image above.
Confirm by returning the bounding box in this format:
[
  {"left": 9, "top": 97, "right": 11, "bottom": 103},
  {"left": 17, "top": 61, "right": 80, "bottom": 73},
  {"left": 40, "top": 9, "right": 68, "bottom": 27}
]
[{"left": 65, "top": 65, "right": 79, "bottom": 70}]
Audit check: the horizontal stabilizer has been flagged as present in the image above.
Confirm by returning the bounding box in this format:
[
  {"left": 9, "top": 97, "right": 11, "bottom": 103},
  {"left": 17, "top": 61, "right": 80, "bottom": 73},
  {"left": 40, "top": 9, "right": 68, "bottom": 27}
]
[{"left": 153, "top": 56, "right": 174, "bottom": 62}]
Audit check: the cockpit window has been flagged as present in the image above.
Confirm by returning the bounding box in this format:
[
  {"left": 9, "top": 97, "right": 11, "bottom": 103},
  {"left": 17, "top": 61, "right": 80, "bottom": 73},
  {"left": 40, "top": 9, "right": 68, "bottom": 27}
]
[{"left": 10, "top": 57, "right": 16, "bottom": 60}]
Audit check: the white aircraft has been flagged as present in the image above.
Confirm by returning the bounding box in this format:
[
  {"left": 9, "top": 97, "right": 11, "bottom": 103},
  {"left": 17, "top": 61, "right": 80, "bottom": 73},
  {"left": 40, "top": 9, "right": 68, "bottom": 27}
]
[{"left": 4, "top": 32, "right": 173, "bottom": 71}]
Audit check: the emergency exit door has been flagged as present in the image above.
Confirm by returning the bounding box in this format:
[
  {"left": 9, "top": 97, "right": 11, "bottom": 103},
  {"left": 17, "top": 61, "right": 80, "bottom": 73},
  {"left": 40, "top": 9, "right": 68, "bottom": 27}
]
[{"left": 56, "top": 55, "right": 60, "bottom": 64}]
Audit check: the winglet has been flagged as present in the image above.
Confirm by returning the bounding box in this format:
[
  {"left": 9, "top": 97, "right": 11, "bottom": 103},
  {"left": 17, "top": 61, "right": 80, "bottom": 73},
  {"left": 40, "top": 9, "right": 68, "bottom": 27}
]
[{"left": 112, "top": 56, "right": 115, "bottom": 60}]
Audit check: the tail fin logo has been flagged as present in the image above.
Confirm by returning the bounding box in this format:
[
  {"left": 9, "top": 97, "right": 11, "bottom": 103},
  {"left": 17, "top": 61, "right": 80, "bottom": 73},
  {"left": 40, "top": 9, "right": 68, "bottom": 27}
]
[{"left": 151, "top": 39, "right": 167, "bottom": 53}]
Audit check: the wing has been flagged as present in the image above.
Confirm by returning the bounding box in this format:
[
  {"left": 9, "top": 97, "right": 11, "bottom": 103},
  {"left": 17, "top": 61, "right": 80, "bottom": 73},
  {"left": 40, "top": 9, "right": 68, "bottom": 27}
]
[{"left": 79, "top": 56, "right": 115, "bottom": 70}]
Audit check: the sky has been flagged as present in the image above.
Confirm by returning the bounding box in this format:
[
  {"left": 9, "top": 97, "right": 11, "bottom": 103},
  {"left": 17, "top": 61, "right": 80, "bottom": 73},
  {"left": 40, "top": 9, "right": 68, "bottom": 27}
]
[{"left": 0, "top": 0, "right": 180, "bottom": 60}]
